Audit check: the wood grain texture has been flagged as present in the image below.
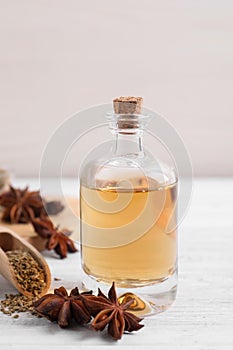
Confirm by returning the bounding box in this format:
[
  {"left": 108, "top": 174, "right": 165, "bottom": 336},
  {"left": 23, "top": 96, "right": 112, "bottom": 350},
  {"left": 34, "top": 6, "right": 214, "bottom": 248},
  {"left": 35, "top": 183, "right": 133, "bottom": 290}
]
[{"left": 0, "top": 178, "right": 233, "bottom": 349}]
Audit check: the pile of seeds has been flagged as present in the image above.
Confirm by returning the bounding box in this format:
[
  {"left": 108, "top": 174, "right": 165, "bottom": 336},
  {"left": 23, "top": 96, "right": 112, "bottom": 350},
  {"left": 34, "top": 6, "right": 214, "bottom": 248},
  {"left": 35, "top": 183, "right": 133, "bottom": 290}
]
[
  {"left": 0, "top": 293, "right": 41, "bottom": 318},
  {"left": 6, "top": 250, "right": 46, "bottom": 296}
]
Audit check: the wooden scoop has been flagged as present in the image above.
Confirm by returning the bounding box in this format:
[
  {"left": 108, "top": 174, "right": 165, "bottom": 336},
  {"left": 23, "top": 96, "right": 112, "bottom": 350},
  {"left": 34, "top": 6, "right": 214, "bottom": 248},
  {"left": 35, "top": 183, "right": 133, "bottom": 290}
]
[{"left": 0, "top": 226, "right": 51, "bottom": 297}]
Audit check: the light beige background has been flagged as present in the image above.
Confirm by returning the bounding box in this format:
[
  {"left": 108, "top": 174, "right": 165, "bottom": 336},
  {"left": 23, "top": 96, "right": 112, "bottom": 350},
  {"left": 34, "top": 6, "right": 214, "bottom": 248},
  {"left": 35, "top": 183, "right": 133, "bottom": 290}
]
[{"left": 0, "top": 0, "right": 232, "bottom": 177}]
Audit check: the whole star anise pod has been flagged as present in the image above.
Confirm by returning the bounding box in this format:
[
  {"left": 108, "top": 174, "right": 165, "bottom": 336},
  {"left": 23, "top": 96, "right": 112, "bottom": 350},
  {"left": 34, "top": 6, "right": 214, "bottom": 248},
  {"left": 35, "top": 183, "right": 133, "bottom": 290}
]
[
  {"left": 31, "top": 216, "right": 77, "bottom": 259},
  {"left": 34, "top": 286, "right": 92, "bottom": 328},
  {"left": 0, "top": 186, "right": 44, "bottom": 223},
  {"left": 82, "top": 282, "right": 144, "bottom": 340}
]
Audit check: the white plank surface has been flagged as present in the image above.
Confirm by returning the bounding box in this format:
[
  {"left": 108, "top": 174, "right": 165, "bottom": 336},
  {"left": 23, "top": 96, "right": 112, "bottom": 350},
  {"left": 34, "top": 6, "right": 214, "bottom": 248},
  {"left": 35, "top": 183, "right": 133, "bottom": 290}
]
[{"left": 0, "top": 178, "right": 233, "bottom": 349}]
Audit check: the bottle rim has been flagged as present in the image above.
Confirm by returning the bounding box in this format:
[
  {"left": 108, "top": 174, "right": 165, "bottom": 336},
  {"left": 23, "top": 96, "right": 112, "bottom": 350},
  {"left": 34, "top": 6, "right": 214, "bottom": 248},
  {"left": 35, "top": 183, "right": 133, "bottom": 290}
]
[{"left": 106, "top": 111, "right": 152, "bottom": 133}]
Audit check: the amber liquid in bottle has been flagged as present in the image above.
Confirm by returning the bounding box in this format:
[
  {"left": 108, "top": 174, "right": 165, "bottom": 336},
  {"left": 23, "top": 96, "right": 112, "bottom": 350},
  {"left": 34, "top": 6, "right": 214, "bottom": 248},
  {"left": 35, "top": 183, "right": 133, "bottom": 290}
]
[{"left": 80, "top": 177, "right": 177, "bottom": 288}]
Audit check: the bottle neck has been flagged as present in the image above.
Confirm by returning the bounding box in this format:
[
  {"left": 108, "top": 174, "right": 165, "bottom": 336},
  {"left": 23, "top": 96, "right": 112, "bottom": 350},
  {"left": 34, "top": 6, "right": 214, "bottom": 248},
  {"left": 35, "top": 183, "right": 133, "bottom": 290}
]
[
  {"left": 113, "top": 131, "right": 144, "bottom": 157},
  {"left": 106, "top": 111, "right": 151, "bottom": 158}
]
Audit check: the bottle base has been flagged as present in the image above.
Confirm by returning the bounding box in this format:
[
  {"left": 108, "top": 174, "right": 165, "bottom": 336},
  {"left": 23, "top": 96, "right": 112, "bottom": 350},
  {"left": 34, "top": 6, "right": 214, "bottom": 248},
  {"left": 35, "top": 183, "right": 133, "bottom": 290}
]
[{"left": 81, "top": 269, "right": 177, "bottom": 317}]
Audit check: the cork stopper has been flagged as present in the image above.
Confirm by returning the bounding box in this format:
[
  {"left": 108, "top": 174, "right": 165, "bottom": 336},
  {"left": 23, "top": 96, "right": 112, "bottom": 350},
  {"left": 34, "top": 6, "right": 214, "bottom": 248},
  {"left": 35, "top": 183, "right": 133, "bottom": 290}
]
[{"left": 113, "top": 96, "right": 143, "bottom": 114}]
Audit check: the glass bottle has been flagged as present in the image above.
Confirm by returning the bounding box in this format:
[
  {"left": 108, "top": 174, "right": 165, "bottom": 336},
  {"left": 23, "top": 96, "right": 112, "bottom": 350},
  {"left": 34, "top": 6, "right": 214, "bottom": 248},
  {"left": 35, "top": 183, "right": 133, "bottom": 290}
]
[{"left": 79, "top": 97, "right": 178, "bottom": 316}]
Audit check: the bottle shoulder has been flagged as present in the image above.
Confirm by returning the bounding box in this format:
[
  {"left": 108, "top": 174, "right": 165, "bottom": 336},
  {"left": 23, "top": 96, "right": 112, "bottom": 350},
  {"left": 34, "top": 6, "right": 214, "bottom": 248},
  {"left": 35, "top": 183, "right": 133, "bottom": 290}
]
[{"left": 80, "top": 154, "right": 177, "bottom": 190}]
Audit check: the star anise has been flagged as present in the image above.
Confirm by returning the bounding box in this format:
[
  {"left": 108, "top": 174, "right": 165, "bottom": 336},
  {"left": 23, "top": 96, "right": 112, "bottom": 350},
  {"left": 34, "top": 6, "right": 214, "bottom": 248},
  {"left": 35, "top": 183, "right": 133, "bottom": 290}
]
[
  {"left": 34, "top": 286, "right": 93, "bottom": 328},
  {"left": 31, "top": 216, "right": 77, "bottom": 259},
  {"left": 0, "top": 186, "right": 44, "bottom": 223},
  {"left": 82, "top": 282, "right": 144, "bottom": 340}
]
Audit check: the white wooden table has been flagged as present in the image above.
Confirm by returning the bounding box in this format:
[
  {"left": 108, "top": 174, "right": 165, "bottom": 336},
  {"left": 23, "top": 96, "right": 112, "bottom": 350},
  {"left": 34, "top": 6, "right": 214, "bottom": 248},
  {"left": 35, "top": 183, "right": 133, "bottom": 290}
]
[{"left": 0, "top": 178, "right": 233, "bottom": 349}]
